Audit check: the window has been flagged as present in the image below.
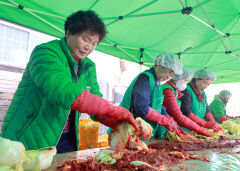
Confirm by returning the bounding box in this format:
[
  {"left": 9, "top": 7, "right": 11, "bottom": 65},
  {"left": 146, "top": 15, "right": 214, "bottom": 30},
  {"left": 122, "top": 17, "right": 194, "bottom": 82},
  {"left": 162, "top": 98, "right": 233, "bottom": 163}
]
[{"left": 0, "top": 23, "right": 29, "bottom": 67}]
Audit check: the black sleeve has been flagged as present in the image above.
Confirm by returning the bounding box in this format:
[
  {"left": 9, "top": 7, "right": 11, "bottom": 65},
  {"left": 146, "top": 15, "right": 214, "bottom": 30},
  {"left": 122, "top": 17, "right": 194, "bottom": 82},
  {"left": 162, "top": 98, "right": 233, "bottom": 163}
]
[
  {"left": 179, "top": 89, "right": 192, "bottom": 116},
  {"left": 131, "top": 74, "right": 150, "bottom": 117},
  {"left": 206, "top": 104, "right": 210, "bottom": 113},
  {"left": 161, "top": 105, "right": 169, "bottom": 116}
]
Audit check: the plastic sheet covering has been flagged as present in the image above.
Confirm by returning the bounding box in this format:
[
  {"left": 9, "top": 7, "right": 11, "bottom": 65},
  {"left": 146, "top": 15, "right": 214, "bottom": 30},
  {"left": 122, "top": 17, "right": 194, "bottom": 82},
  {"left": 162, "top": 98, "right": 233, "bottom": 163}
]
[{"left": 167, "top": 150, "right": 240, "bottom": 171}]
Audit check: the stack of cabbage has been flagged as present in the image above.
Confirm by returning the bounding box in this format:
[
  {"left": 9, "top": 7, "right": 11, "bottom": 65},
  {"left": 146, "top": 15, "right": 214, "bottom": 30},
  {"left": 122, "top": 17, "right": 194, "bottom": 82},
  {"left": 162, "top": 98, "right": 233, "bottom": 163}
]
[
  {"left": 221, "top": 118, "right": 240, "bottom": 139},
  {"left": 0, "top": 137, "right": 56, "bottom": 171}
]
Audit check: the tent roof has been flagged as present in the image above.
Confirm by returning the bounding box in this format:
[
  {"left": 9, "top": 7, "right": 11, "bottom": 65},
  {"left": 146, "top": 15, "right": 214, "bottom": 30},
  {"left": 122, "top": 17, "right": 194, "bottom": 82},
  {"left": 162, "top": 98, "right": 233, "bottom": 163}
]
[{"left": 0, "top": 0, "right": 240, "bottom": 83}]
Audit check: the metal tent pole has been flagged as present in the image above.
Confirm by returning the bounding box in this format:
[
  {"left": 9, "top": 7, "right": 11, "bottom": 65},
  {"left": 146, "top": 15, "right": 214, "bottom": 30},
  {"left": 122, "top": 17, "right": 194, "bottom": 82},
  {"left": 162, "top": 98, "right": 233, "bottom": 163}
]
[
  {"left": 7, "top": 0, "right": 64, "bottom": 34},
  {"left": 105, "top": 38, "right": 139, "bottom": 62}
]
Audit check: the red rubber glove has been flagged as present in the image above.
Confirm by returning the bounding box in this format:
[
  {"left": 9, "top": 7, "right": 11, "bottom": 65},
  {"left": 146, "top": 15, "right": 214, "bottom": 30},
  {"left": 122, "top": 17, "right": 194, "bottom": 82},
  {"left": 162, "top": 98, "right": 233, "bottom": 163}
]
[
  {"left": 217, "top": 116, "right": 230, "bottom": 123},
  {"left": 228, "top": 116, "right": 240, "bottom": 120},
  {"left": 196, "top": 127, "right": 214, "bottom": 137},
  {"left": 144, "top": 107, "right": 183, "bottom": 135},
  {"left": 205, "top": 112, "right": 224, "bottom": 133},
  {"left": 162, "top": 88, "right": 212, "bottom": 137},
  {"left": 188, "top": 113, "right": 215, "bottom": 129},
  {"left": 212, "top": 122, "right": 224, "bottom": 133},
  {"left": 166, "top": 115, "right": 187, "bottom": 135},
  {"left": 204, "top": 112, "right": 216, "bottom": 123},
  {"left": 94, "top": 115, "right": 122, "bottom": 128},
  {"left": 72, "top": 90, "right": 139, "bottom": 131},
  {"left": 189, "top": 113, "right": 224, "bottom": 134},
  {"left": 231, "top": 115, "right": 240, "bottom": 119}
]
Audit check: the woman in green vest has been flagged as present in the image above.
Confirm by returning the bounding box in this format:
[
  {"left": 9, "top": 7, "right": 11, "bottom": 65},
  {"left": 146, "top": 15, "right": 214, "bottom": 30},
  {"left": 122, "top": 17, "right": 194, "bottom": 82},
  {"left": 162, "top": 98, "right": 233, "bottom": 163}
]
[
  {"left": 1, "top": 10, "right": 138, "bottom": 153},
  {"left": 179, "top": 69, "right": 224, "bottom": 133},
  {"left": 111, "top": 54, "right": 186, "bottom": 140},
  {"left": 209, "top": 90, "right": 233, "bottom": 123},
  {"left": 162, "top": 68, "right": 213, "bottom": 136}
]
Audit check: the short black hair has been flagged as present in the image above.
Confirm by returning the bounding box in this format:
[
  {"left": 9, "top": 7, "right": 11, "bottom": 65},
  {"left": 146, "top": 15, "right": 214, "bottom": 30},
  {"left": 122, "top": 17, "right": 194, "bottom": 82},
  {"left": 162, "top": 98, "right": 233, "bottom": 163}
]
[{"left": 65, "top": 10, "right": 106, "bottom": 42}]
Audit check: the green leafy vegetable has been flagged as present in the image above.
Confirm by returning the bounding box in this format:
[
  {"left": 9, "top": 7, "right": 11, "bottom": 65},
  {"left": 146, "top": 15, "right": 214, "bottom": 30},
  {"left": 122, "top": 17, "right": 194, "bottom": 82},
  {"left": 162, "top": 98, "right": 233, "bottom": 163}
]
[
  {"left": 22, "top": 147, "right": 56, "bottom": 171},
  {"left": 0, "top": 137, "right": 25, "bottom": 171},
  {"left": 95, "top": 150, "right": 116, "bottom": 164},
  {"left": 0, "top": 137, "right": 56, "bottom": 171}
]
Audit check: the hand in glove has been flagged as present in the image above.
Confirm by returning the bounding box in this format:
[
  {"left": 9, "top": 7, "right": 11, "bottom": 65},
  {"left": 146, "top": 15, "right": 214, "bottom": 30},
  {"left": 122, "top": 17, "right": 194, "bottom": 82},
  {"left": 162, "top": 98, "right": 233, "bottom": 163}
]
[
  {"left": 212, "top": 122, "right": 224, "bottom": 133},
  {"left": 197, "top": 127, "right": 214, "bottom": 137},
  {"left": 189, "top": 113, "right": 215, "bottom": 129},
  {"left": 72, "top": 90, "right": 139, "bottom": 131},
  {"left": 144, "top": 107, "right": 185, "bottom": 136},
  {"left": 94, "top": 108, "right": 133, "bottom": 129}
]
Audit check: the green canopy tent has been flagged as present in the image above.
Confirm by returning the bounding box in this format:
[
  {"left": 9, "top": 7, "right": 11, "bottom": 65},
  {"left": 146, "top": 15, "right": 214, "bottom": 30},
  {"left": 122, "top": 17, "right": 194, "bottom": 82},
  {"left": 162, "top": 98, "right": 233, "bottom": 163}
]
[{"left": 0, "top": 0, "right": 240, "bottom": 83}]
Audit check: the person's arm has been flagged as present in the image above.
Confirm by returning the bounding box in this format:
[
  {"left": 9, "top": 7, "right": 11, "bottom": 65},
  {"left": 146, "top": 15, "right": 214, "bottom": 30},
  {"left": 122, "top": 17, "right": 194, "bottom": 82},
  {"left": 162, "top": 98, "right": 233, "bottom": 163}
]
[
  {"left": 131, "top": 74, "right": 184, "bottom": 135},
  {"left": 29, "top": 45, "right": 83, "bottom": 109},
  {"left": 205, "top": 105, "right": 224, "bottom": 132},
  {"left": 131, "top": 74, "right": 151, "bottom": 117},
  {"left": 217, "top": 116, "right": 230, "bottom": 123},
  {"left": 179, "top": 90, "right": 214, "bottom": 129},
  {"left": 72, "top": 90, "right": 138, "bottom": 130},
  {"left": 205, "top": 105, "right": 216, "bottom": 123},
  {"left": 161, "top": 106, "right": 168, "bottom": 116},
  {"left": 179, "top": 89, "right": 193, "bottom": 117},
  {"left": 163, "top": 88, "right": 213, "bottom": 137}
]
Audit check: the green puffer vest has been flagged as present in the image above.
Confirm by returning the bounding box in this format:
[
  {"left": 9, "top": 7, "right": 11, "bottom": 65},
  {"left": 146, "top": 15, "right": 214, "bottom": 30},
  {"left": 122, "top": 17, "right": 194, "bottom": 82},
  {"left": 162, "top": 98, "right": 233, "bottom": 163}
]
[
  {"left": 120, "top": 71, "right": 164, "bottom": 140},
  {"left": 1, "top": 37, "right": 101, "bottom": 150},
  {"left": 186, "top": 85, "right": 207, "bottom": 120}
]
